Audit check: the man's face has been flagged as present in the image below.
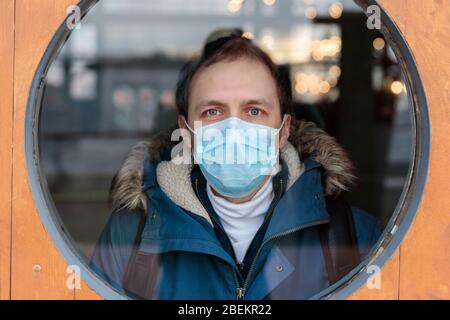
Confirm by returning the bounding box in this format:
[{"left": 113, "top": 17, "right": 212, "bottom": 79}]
[{"left": 178, "top": 57, "right": 291, "bottom": 149}]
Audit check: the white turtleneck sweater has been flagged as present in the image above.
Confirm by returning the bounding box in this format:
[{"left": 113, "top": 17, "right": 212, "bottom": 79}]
[{"left": 206, "top": 178, "right": 275, "bottom": 263}]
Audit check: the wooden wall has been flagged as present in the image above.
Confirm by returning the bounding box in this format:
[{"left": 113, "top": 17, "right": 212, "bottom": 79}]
[{"left": 0, "top": 0, "right": 448, "bottom": 300}]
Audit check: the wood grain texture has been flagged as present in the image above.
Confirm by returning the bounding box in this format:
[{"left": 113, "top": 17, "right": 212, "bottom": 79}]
[
  {"left": 393, "top": 0, "right": 450, "bottom": 299},
  {"left": 12, "top": 0, "right": 80, "bottom": 299},
  {"left": 0, "top": 0, "right": 14, "bottom": 301}
]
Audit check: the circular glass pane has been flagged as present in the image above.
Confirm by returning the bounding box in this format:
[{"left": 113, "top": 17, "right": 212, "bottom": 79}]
[{"left": 28, "top": 0, "right": 429, "bottom": 299}]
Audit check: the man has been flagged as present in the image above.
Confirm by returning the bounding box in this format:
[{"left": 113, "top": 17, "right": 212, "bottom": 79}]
[{"left": 90, "top": 33, "right": 381, "bottom": 300}]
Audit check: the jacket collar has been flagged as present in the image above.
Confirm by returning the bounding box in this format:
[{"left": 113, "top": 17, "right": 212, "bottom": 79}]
[
  {"left": 153, "top": 141, "right": 303, "bottom": 226},
  {"left": 137, "top": 152, "right": 330, "bottom": 263},
  {"left": 188, "top": 153, "right": 331, "bottom": 243},
  {"left": 189, "top": 156, "right": 290, "bottom": 236},
  {"left": 107, "top": 119, "right": 356, "bottom": 257},
  {"left": 139, "top": 151, "right": 328, "bottom": 240}
]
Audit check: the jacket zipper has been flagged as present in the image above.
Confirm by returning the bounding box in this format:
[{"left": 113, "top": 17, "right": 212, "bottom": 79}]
[
  {"left": 195, "top": 177, "right": 329, "bottom": 300},
  {"left": 234, "top": 177, "right": 284, "bottom": 299},
  {"left": 194, "top": 178, "right": 244, "bottom": 297}
]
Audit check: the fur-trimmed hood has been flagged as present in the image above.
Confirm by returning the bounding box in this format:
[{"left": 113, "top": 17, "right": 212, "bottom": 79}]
[{"left": 109, "top": 120, "right": 357, "bottom": 218}]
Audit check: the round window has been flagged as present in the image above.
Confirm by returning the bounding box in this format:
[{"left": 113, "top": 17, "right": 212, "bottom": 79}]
[{"left": 26, "top": 0, "right": 429, "bottom": 299}]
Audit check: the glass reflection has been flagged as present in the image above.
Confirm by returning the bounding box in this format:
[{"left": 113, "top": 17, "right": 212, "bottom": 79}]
[{"left": 39, "top": 0, "right": 412, "bottom": 298}]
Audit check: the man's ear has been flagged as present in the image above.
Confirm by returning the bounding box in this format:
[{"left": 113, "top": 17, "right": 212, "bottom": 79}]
[
  {"left": 279, "top": 114, "right": 291, "bottom": 149},
  {"left": 178, "top": 114, "right": 187, "bottom": 129},
  {"left": 178, "top": 115, "right": 192, "bottom": 150}
]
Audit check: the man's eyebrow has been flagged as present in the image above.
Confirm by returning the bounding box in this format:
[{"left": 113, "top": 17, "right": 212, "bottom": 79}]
[
  {"left": 194, "top": 99, "right": 228, "bottom": 109},
  {"left": 241, "top": 98, "right": 273, "bottom": 109},
  {"left": 194, "top": 98, "right": 273, "bottom": 109}
]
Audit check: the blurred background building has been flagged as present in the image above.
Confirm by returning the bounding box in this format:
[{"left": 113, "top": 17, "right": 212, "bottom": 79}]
[{"left": 39, "top": 0, "right": 412, "bottom": 260}]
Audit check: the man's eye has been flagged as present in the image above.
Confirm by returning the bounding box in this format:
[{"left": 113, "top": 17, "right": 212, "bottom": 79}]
[
  {"left": 248, "top": 108, "right": 261, "bottom": 116},
  {"left": 205, "top": 109, "right": 220, "bottom": 117}
]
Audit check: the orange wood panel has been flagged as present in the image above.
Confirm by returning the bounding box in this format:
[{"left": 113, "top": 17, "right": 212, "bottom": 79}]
[
  {"left": 393, "top": 1, "right": 450, "bottom": 299},
  {"left": 0, "top": 0, "right": 15, "bottom": 300},
  {"left": 351, "top": 0, "right": 450, "bottom": 299},
  {"left": 11, "top": 0, "right": 83, "bottom": 299}
]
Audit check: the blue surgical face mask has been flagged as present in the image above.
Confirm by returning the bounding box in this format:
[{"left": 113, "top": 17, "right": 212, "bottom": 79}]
[{"left": 185, "top": 116, "right": 286, "bottom": 198}]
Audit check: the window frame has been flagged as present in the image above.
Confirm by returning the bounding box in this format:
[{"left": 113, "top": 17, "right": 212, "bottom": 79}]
[{"left": 25, "top": 0, "right": 430, "bottom": 300}]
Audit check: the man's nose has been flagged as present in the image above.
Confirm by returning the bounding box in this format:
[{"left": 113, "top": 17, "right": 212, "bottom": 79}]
[{"left": 228, "top": 107, "right": 243, "bottom": 120}]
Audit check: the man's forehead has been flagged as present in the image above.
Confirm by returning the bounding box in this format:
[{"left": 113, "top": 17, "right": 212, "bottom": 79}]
[{"left": 190, "top": 61, "right": 278, "bottom": 95}]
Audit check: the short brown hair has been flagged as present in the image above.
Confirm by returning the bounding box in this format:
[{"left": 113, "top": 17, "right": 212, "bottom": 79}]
[{"left": 175, "top": 35, "right": 292, "bottom": 119}]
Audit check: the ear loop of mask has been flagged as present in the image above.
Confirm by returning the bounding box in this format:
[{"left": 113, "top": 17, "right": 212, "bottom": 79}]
[
  {"left": 265, "top": 115, "right": 287, "bottom": 175},
  {"left": 272, "top": 114, "right": 287, "bottom": 157},
  {"left": 182, "top": 117, "right": 200, "bottom": 164},
  {"left": 277, "top": 114, "right": 287, "bottom": 132},
  {"left": 183, "top": 117, "right": 196, "bottom": 135}
]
